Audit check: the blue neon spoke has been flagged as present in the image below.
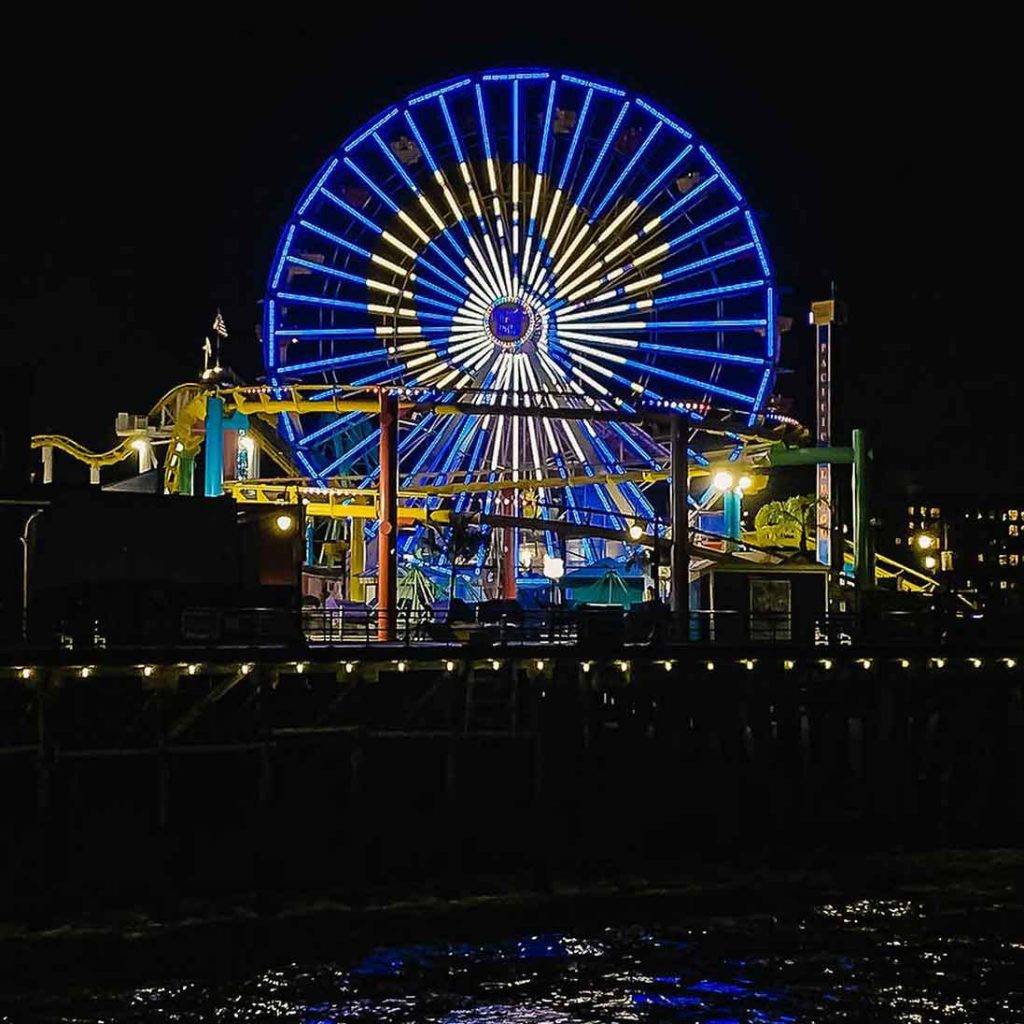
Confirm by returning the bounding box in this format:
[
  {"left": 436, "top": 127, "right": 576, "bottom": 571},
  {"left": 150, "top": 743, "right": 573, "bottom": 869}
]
[
  {"left": 660, "top": 242, "right": 756, "bottom": 283},
  {"left": 635, "top": 145, "right": 694, "bottom": 206},
  {"left": 556, "top": 88, "right": 593, "bottom": 192},
  {"left": 475, "top": 84, "right": 493, "bottom": 161},
  {"left": 353, "top": 364, "right": 407, "bottom": 386},
  {"left": 322, "top": 188, "right": 384, "bottom": 234},
  {"left": 422, "top": 241, "right": 469, "bottom": 286},
  {"left": 275, "top": 327, "right": 377, "bottom": 337},
  {"left": 558, "top": 341, "right": 755, "bottom": 404},
  {"left": 401, "top": 109, "right": 438, "bottom": 174},
  {"left": 576, "top": 100, "right": 629, "bottom": 208},
  {"left": 299, "top": 219, "right": 372, "bottom": 259},
  {"left": 405, "top": 414, "right": 461, "bottom": 479},
  {"left": 298, "top": 409, "right": 364, "bottom": 448},
  {"left": 275, "top": 291, "right": 367, "bottom": 309},
  {"left": 589, "top": 122, "right": 662, "bottom": 222},
  {"left": 283, "top": 255, "right": 373, "bottom": 286},
  {"left": 438, "top": 94, "right": 466, "bottom": 165},
  {"left": 320, "top": 428, "right": 381, "bottom": 475},
  {"left": 655, "top": 173, "right": 720, "bottom": 224},
  {"left": 373, "top": 132, "right": 419, "bottom": 194},
  {"left": 536, "top": 80, "right": 558, "bottom": 177},
  {"left": 653, "top": 318, "right": 766, "bottom": 331},
  {"left": 344, "top": 156, "right": 400, "bottom": 213},
  {"left": 652, "top": 279, "right": 764, "bottom": 308},
  {"left": 512, "top": 80, "right": 520, "bottom": 165},
  {"left": 665, "top": 206, "right": 741, "bottom": 252},
  {"left": 283, "top": 349, "right": 389, "bottom": 375},
  {"left": 607, "top": 421, "right": 661, "bottom": 466},
  {"left": 629, "top": 342, "right": 763, "bottom": 365}
]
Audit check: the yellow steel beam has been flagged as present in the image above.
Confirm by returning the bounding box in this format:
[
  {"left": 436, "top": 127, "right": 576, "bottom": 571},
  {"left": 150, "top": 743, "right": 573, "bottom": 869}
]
[
  {"left": 223, "top": 481, "right": 450, "bottom": 523},
  {"left": 30, "top": 434, "right": 135, "bottom": 469}
]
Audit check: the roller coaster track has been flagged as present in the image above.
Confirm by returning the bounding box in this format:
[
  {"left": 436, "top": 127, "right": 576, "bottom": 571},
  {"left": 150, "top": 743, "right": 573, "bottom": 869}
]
[{"left": 31, "top": 384, "right": 202, "bottom": 475}]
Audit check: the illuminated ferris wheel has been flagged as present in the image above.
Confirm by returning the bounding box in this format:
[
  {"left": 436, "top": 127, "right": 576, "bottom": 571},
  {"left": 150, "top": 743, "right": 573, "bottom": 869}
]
[{"left": 263, "top": 68, "right": 776, "bottom": 559}]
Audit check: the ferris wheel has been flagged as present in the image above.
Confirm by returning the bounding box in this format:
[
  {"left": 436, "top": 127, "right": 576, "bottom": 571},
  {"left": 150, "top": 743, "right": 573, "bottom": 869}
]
[{"left": 263, "top": 68, "right": 776, "bottom": 560}]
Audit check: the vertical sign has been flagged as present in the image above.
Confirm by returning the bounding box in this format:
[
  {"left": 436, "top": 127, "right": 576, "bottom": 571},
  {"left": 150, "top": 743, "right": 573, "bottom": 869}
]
[{"left": 811, "top": 301, "right": 834, "bottom": 567}]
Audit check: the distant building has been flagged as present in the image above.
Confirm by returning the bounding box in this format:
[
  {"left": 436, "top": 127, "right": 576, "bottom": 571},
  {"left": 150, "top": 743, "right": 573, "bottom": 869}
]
[{"left": 884, "top": 495, "right": 1024, "bottom": 608}]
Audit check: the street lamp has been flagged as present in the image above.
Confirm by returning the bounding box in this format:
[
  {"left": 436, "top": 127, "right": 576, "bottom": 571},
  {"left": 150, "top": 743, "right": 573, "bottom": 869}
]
[
  {"left": 275, "top": 512, "right": 295, "bottom": 533},
  {"left": 712, "top": 470, "right": 734, "bottom": 491},
  {"left": 542, "top": 554, "right": 564, "bottom": 607},
  {"left": 915, "top": 533, "right": 936, "bottom": 550},
  {"left": 628, "top": 522, "right": 644, "bottom": 542},
  {"left": 924, "top": 554, "right": 937, "bottom": 570}
]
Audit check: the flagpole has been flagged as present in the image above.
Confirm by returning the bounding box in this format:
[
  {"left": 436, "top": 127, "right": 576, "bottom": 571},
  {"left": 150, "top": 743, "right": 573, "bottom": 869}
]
[{"left": 211, "top": 309, "right": 228, "bottom": 371}]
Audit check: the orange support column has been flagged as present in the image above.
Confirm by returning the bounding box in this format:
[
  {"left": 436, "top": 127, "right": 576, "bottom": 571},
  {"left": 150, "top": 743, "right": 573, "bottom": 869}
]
[{"left": 377, "top": 389, "right": 399, "bottom": 642}]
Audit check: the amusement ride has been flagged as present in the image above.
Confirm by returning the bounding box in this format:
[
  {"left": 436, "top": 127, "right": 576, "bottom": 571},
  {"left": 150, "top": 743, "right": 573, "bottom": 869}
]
[{"left": 29, "top": 68, "right": 939, "bottom": 622}]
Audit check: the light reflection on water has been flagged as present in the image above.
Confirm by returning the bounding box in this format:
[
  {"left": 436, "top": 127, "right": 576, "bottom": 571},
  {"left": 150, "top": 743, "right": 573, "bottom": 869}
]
[{"left": 9, "top": 897, "right": 1024, "bottom": 1022}]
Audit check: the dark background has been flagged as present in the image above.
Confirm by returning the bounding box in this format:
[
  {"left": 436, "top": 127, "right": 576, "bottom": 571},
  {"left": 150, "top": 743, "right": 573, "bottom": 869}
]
[{"left": 0, "top": 15, "right": 1013, "bottom": 495}]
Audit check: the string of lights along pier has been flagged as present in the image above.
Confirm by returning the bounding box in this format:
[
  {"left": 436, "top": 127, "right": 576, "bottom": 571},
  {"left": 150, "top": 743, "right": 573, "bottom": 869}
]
[{"left": 264, "top": 68, "right": 777, "bottom": 553}]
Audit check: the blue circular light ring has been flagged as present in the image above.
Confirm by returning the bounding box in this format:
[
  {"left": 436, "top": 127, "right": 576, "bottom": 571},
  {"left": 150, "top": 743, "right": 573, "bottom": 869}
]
[{"left": 264, "top": 68, "right": 776, "bottom": 529}]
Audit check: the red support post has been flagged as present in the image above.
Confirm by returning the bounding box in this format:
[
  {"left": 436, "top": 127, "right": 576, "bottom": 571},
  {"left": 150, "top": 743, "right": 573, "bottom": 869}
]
[
  {"left": 501, "top": 526, "right": 517, "bottom": 600},
  {"left": 377, "top": 389, "right": 399, "bottom": 642}
]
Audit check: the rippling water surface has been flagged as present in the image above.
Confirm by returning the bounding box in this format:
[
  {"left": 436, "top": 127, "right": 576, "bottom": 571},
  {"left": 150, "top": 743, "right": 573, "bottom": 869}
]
[{"left": 8, "top": 896, "right": 1024, "bottom": 1022}]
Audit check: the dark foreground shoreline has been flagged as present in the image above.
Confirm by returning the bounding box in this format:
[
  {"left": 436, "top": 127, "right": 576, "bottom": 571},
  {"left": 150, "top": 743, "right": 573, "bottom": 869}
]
[{"left": 3, "top": 849, "right": 1022, "bottom": 1002}]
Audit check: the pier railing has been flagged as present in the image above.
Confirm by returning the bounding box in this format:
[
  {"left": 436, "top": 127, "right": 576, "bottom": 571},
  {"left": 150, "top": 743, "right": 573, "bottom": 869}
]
[{"left": 13, "top": 602, "right": 1018, "bottom": 654}]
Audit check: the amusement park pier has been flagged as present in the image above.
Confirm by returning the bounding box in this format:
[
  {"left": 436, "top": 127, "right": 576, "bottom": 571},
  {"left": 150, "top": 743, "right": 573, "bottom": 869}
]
[{"left": 2, "top": 66, "right": 1023, "bottom": 920}]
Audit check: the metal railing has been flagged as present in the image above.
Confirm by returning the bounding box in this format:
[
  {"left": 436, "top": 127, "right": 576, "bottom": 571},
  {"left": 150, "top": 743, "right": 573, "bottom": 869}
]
[{"left": 13, "top": 603, "right": 1023, "bottom": 654}]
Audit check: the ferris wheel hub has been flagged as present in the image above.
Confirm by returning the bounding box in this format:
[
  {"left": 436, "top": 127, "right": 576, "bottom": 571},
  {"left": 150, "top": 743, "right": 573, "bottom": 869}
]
[{"left": 489, "top": 301, "right": 532, "bottom": 351}]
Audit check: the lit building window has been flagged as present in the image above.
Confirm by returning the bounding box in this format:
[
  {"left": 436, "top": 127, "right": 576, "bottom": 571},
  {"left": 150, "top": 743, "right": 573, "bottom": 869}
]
[
  {"left": 1001, "top": 580, "right": 1009, "bottom": 589},
  {"left": 1011, "top": 525, "right": 1019, "bottom": 537},
  {"left": 1011, "top": 554, "right": 1020, "bottom": 567},
  {"left": 978, "top": 553, "right": 985, "bottom": 563},
  {"left": 907, "top": 506, "right": 915, "bottom": 515},
  {"left": 999, "top": 554, "right": 1008, "bottom": 566},
  {"left": 930, "top": 507, "right": 940, "bottom": 518},
  {"left": 1011, "top": 510, "right": 1019, "bottom": 522}
]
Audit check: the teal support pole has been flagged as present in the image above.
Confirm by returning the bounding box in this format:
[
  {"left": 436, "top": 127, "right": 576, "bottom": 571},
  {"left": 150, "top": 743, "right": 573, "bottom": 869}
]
[
  {"left": 204, "top": 396, "right": 225, "bottom": 497},
  {"left": 305, "top": 521, "right": 315, "bottom": 566},
  {"left": 724, "top": 489, "right": 742, "bottom": 541},
  {"left": 852, "top": 428, "right": 872, "bottom": 591}
]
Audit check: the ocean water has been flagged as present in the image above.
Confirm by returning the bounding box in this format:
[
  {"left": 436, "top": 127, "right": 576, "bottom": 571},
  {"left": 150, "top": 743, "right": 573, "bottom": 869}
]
[{"left": 5, "top": 895, "right": 1024, "bottom": 1022}]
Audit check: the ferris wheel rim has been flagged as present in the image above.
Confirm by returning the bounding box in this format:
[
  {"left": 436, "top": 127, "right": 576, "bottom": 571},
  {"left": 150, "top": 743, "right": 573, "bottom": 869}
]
[{"left": 262, "top": 66, "right": 777, "bottom": 533}]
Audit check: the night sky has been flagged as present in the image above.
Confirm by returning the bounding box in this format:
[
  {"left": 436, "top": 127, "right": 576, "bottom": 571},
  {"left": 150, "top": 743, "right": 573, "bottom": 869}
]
[{"left": 0, "top": 17, "right": 1011, "bottom": 496}]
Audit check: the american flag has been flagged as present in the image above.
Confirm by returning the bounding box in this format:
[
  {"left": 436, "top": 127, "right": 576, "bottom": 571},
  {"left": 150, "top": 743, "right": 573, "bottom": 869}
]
[{"left": 212, "top": 309, "right": 228, "bottom": 338}]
